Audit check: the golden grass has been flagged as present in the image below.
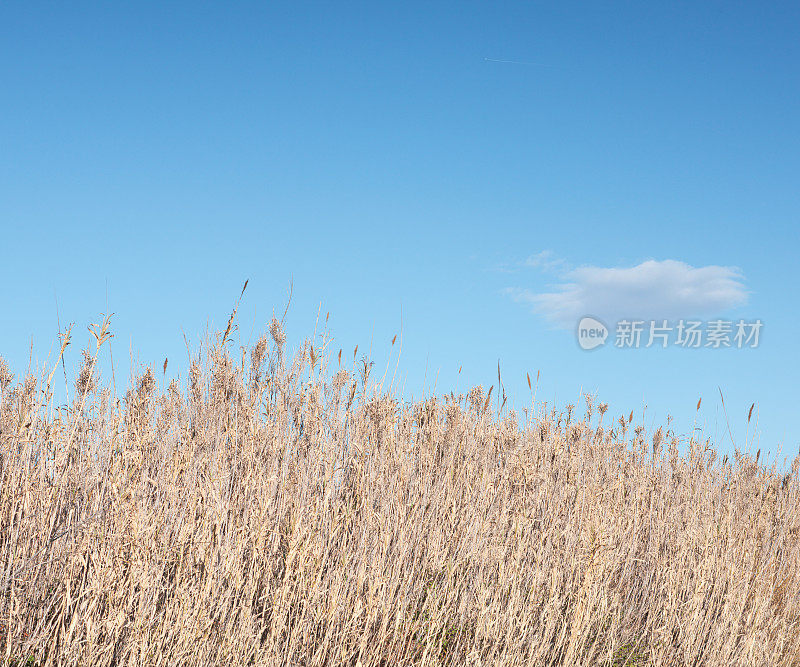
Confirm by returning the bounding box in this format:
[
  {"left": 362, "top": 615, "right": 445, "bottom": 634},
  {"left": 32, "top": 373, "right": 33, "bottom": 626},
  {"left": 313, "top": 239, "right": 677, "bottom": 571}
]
[{"left": 1, "top": 313, "right": 799, "bottom": 666}]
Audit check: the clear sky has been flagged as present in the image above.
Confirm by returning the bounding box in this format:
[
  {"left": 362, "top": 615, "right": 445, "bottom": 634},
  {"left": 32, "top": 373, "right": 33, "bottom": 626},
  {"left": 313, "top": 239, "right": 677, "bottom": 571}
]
[{"left": 2, "top": 2, "right": 798, "bottom": 463}]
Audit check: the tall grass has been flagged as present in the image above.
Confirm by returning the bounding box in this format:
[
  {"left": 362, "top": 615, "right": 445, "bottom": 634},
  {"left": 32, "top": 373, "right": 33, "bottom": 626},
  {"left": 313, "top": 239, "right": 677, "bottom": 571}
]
[{"left": 1, "top": 313, "right": 799, "bottom": 666}]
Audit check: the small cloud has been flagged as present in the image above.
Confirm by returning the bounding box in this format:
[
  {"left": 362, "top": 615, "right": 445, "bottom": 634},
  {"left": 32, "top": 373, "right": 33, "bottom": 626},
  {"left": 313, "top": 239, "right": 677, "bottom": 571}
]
[
  {"left": 508, "top": 259, "right": 748, "bottom": 328},
  {"left": 492, "top": 249, "right": 567, "bottom": 274},
  {"left": 523, "top": 250, "right": 566, "bottom": 273}
]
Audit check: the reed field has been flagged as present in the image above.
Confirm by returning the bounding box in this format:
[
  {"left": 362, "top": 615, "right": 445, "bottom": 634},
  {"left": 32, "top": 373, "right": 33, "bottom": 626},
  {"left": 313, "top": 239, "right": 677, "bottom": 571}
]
[{"left": 1, "top": 309, "right": 799, "bottom": 666}]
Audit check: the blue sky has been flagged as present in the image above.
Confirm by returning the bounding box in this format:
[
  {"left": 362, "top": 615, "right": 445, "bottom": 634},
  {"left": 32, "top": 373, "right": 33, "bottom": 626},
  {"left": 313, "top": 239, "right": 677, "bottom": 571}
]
[{"left": 1, "top": 2, "right": 798, "bottom": 462}]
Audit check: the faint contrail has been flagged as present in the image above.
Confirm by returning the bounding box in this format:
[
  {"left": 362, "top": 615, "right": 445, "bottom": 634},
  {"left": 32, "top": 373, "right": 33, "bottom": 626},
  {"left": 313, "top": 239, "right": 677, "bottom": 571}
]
[{"left": 484, "top": 57, "right": 546, "bottom": 66}]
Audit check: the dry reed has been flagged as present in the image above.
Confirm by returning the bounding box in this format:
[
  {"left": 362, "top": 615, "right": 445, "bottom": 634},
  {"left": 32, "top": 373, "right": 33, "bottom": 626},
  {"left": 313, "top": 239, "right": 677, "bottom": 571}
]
[{"left": 1, "top": 313, "right": 798, "bottom": 666}]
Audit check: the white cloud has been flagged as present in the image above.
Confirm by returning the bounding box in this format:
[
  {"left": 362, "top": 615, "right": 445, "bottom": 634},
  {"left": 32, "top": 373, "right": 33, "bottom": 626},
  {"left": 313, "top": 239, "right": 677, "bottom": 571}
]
[
  {"left": 491, "top": 249, "right": 567, "bottom": 274},
  {"left": 523, "top": 250, "right": 566, "bottom": 273},
  {"left": 508, "top": 259, "right": 749, "bottom": 328}
]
